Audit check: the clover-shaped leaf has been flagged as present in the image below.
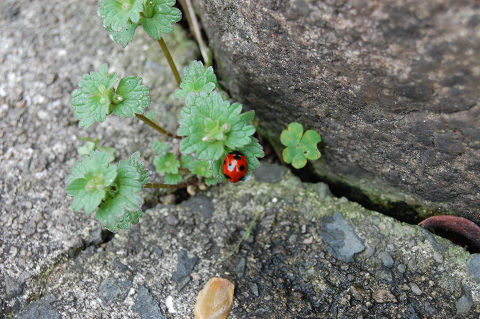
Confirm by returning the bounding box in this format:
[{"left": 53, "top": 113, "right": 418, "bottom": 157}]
[
  {"left": 66, "top": 151, "right": 117, "bottom": 214},
  {"left": 154, "top": 152, "right": 180, "bottom": 174},
  {"left": 113, "top": 76, "right": 150, "bottom": 118},
  {"left": 141, "top": 0, "right": 182, "bottom": 40},
  {"left": 71, "top": 64, "right": 117, "bottom": 129},
  {"left": 281, "top": 122, "right": 321, "bottom": 169},
  {"left": 99, "top": 0, "right": 143, "bottom": 32},
  {"left": 175, "top": 61, "right": 217, "bottom": 99}
]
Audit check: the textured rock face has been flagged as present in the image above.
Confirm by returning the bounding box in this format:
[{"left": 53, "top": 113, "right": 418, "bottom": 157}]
[{"left": 194, "top": 0, "right": 480, "bottom": 222}]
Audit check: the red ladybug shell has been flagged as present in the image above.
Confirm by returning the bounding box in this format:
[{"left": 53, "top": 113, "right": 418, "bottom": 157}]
[{"left": 222, "top": 151, "right": 247, "bottom": 183}]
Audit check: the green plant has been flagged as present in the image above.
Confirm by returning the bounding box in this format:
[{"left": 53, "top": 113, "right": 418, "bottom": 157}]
[
  {"left": 67, "top": 1, "right": 322, "bottom": 232},
  {"left": 66, "top": 0, "right": 264, "bottom": 231},
  {"left": 280, "top": 122, "right": 321, "bottom": 169}
]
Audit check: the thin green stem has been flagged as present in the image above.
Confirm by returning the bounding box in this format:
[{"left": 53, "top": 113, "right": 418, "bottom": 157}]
[
  {"left": 135, "top": 113, "right": 182, "bottom": 139},
  {"left": 217, "top": 187, "right": 274, "bottom": 265},
  {"left": 144, "top": 178, "right": 199, "bottom": 189},
  {"left": 157, "top": 38, "right": 182, "bottom": 87}
]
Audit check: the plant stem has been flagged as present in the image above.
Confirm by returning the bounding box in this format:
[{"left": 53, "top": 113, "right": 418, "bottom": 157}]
[
  {"left": 144, "top": 178, "right": 199, "bottom": 189},
  {"left": 178, "top": 0, "right": 211, "bottom": 66},
  {"left": 157, "top": 38, "right": 182, "bottom": 86},
  {"left": 135, "top": 113, "right": 182, "bottom": 139},
  {"left": 217, "top": 187, "right": 274, "bottom": 265}
]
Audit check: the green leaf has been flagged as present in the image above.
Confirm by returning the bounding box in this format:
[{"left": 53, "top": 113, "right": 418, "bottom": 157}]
[
  {"left": 145, "top": 110, "right": 157, "bottom": 122},
  {"left": 178, "top": 91, "right": 256, "bottom": 160},
  {"left": 105, "top": 21, "right": 139, "bottom": 47},
  {"left": 99, "top": 0, "right": 143, "bottom": 31},
  {"left": 191, "top": 159, "right": 212, "bottom": 177},
  {"left": 141, "top": 0, "right": 182, "bottom": 40},
  {"left": 71, "top": 64, "right": 117, "bottom": 129},
  {"left": 180, "top": 154, "right": 195, "bottom": 169},
  {"left": 175, "top": 61, "right": 217, "bottom": 99},
  {"left": 113, "top": 76, "right": 150, "bottom": 117},
  {"left": 300, "top": 130, "right": 322, "bottom": 160},
  {"left": 97, "top": 146, "right": 116, "bottom": 162},
  {"left": 78, "top": 138, "right": 115, "bottom": 162},
  {"left": 280, "top": 122, "right": 303, "bottom": 147},
  {"left": 66, "top": 151, "right": 118, "bottom": 214},
  {"left": 78, "top": 141, "right": 95, "bottom": 156},
  {"left": 154, "top": 153, "right": 180, "bottom": 174},
  {"left": 205, "top": 176, "right": 222, "bottom": 186},
  {"left": 152, "top": 140, "right": 170, "bottom": 156},
  {"left": 164, "top": 173, "right": 182, "bottom": 185},
  {"left": 280, "top": 122, "right": 321, "bottom": 169},
  {"left": 116, "top": 209, "right": 143, "bottom": 230},
  {"left": 95, "top": 160, "right": 143, "bottom": 231},
  {"left": 125, "top": 152, "right": 149, "bottom": 186},
  {"left": 237, "top": 137, "right": 264, "bottom": 173}
]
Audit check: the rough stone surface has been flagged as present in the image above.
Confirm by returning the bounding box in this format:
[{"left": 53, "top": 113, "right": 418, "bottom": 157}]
[
  {"left": 172, "top": 250, "right": 199, "bottom": 283},
  {"left": 318, "top": 211, "right": 365, "bottom": 262},
  {"left": 15, "top": 301, "right": 60, "bottom": 319},
  {"left": 193, "top": 0, "right": 480, "bottom": 223},
  {"left": 1, "top": 0, "right": 480, "bottom": 318},
  {"left": 133, "top": 286, "right": 166, "bottom": 319}
]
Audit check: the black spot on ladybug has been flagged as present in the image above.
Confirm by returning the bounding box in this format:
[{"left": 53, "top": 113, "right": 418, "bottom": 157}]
[
  {"left": 233, "top": 154, "right": 242, "bottom": 160},
  {"left": 223, "top": 160, "right": 226, "bottom": 164},
  {"left": 239, "top": 165, "right": 245, "bottom": 171},
  {"left": 238, "top": 176, "right": 244, "bottom": 181},
  {"left": 224, "top": 174, "right": 231, "bottom": 180}
]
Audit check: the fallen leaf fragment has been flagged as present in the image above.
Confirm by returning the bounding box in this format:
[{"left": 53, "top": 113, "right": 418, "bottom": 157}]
[
  {"left": 195, "top": 277, "right": 234, "bottom": 319},
  {"left": 419, "top": 215, "right": 480, "bottom": 249}
]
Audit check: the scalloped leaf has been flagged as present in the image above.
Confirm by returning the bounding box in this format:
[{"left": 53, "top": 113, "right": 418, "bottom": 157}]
[
  {"left": 98, "top": 0, "right": 143, "bottom": 31},
  {"left": 178, "top": 92, "right": 256, "bottom": 160},
  {"left": 71, "top": 64, "right": 117, "bottom": 129},
  {"left": 105, "top": 20, "right": 139, "bottom": 47},
  {"left": 154, "top": 153, "right": 180, "bottom": 174},
  {"left": 175, "top": 60, "right": 218, "bottom": 99},
  {"left": 165, "top": 173, "right": 182, "bottom": 185},
  {"left": 125, "top": 152, "right": 149, "bottom": 186},
  {"left": 95, "top": 160, "right": 143, "bottom": 231},
  {"left": 66, "top": 151, "right": 117, "bottom": 214},
  {"left": 113, "top": 76, "right": 151, "bottom": 118},
  {"left": 152, "top": 140, "right": 170, "bottom": 156},
  {"left": 141, "top": 0, "right": 182, "bottom": 40}
]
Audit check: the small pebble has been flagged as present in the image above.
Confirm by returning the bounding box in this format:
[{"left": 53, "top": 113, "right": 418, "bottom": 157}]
[
  {"left": 372, "top": 289, "right": 397, "bottom": 303},
  {"left": 303, "top": 236, "right": 314, "bottom": 244},
  {"left": 433, "top": 252, "right": 443, "bottom": 264},
  {"left": 456, "top": 293, "right": 473, "bottom": 315},
  {"left": 397, "top": 264, "right": 406, "bottom": 273},
  {"left": 409, "top": 283, "right": 422, "bottom": 295},
  {"left": 378, "top": 251, "right": 394, "bottom": 268}
]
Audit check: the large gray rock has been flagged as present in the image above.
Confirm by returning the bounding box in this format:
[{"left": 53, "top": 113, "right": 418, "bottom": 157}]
[{"left": 193, "top": 0, "right": 480, "bottom": 223}]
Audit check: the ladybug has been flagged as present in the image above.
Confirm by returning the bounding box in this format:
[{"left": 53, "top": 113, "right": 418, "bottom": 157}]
[{"left": 222, "top": 151, "right": 247, "bottom": 183}]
